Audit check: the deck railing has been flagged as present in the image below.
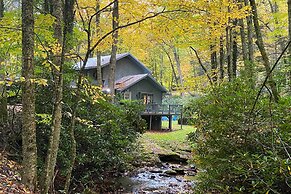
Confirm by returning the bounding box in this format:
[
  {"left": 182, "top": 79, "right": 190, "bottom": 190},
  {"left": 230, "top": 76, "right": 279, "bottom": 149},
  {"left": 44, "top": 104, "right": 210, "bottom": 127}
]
[{"left": 142, "top": 104, "right": 183, "bottom": 115}]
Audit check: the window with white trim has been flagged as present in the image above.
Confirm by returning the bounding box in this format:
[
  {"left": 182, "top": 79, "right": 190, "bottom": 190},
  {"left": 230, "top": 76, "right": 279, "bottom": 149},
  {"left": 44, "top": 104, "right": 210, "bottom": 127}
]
[{"left": 124, "top": 91, "right": 131, "bottom": 100}]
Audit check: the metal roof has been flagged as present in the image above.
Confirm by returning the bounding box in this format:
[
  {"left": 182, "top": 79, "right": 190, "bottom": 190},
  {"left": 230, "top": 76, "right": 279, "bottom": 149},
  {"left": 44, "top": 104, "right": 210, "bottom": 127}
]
[
  {"left": 114, "top": 74, "right": 167, "bottom": 93},
  {"left": 74, "top": 52, "right": 151, "bottom": 73}
]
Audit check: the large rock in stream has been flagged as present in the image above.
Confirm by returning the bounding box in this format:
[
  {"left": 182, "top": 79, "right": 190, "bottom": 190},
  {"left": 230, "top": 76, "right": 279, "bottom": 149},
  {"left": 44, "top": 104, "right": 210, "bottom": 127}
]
[{"left": 158, "top": 153, "right": 188, "bottom": 164}]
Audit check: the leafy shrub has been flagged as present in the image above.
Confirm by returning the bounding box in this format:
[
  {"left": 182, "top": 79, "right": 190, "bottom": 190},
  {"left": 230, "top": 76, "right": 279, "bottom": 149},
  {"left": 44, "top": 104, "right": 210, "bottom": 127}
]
[
  {"left": 188, "top": 79, "right": 291, "bottom": 193},
  {"left": 34, "top": 78, "right": 146, "bottom": 190}
]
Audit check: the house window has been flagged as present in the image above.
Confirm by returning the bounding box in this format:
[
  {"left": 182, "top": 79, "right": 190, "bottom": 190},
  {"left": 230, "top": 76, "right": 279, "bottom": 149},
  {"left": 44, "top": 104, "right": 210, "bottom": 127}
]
[
  {"left": 124, "top": 91, "right": 131, "bottom": 100},
  {"left": 142, "top": 93, "right": 153, "bottom": 104}
]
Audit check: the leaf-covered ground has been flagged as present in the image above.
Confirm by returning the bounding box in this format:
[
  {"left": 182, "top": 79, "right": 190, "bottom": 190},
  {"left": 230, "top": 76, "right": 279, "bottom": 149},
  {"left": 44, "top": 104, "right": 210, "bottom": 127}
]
[{"left": 0, "top": 152, "right": 31, "bottom": 193}]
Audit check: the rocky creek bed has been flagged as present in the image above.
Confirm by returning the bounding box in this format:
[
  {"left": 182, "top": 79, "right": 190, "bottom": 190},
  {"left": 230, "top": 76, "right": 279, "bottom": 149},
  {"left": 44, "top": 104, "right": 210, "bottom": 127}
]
[
  {"left": 115, "top": 153, "right": 197, "bottom": 193},
  {"left": 112, "top": 129, "right": 197, "bottom": 193}
]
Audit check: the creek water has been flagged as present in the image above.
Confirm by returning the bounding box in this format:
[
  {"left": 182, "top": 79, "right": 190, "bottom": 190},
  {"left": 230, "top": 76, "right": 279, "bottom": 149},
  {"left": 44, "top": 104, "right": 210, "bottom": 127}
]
[{"left": 116, "top": 163, "right": 196, "bottom": 194}]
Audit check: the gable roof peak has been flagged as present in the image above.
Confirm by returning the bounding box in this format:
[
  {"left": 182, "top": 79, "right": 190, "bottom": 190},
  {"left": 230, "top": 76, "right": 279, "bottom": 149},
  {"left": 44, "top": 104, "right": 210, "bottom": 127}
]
[{"left": 74, "top": 52, "right": 151, "bottom": 73}]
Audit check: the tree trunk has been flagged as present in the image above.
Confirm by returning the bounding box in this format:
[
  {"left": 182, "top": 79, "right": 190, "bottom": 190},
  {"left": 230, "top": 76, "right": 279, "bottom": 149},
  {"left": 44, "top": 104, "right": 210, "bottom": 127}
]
[
  {"left": 219, "top": 36, "right": 224, "bottom": 80},
  {"left": 288, "top": 0, "right": 291, "bottom": 92},
  {"left": 243, "top": 0, "right": 255, "bottom": 85},
  {"left": 160, "top": 54, "right": 163, "bottom": 86},
  {"left": 245, "top": 0, "right": 254, "bottom": 63},
  {"left": 172, "top": 47, "right": 183, "bottom": 87},
  {"left": 0, "top": 0, "right": 4, "bottom": 17},
  {"left": 226, "top": 26, "right": 233, "bottom": 81},
  {"left": 239, "top": 18, "right": 248, "bottom": 65},
  {"left": 108, "top": 0, "right": 119, "bottom": 101},
  {"left": 232, "top": 20, "right": 238, "bottom": 78},
  {"left": 0, "top": 0, "right": 7, "bottom": 124},
  {"left": 43, "top": 0, "right": 52, "bottom": 13},
  {"left": 96, "top": 0, "right": 102, "bottom": 86},
  {"left": 42, "top": 0, "right": 64, "bottom": 193},
  {"left": 249, "top": 0, "right": 279, "bottom": 102},
  {"left": 164, "top": 48, "right": 179, "bottom": 86},
  {"left": 62, "top": 0, "right": 76, "bottom": 193},
  {"left": 210, "top": 45, "right": 218, "bottom": 83},
  {"left": 21, "top": 0, "right": 37, "bottom": 191}
]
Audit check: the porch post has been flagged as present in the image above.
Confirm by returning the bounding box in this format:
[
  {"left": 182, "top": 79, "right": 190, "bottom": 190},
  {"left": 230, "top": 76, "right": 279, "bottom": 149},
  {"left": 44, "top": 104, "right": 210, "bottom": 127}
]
[
  {"left": 180, "top": 105, "right": 183, "bottom": 129},
  {"left": 149, "top": 115, "right": 152, "bottom": 130},
  {"left": 169, "top": 115, "right": 172, "bottom": 130}
]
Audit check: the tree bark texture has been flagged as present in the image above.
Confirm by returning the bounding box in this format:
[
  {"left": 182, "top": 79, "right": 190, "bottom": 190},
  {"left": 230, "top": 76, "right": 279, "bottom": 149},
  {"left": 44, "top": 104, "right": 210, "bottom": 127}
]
[
  {"left": 21, "top": 0, "right": 37, "bottom": 191},
  {"left": 232, "top": 21, "right": 238, "bottom": 78},
  {"left": 160, "top": 54, "right": 163, "bottom": 86},
  {"left": 287, "top": 0, "right": 291, "bottom": 92},
  {"left": 219, "top": 36, "right": 224, "bottom": 80},
  {"left": 210, "top": 45, "right": 218, "bottom": 83},
  {"left": 43, "top": 0, "right": 52, "bottom": 14},
  {"left": 172, "top": 47, "right": 184, "bottom": 88},
  {"left": 289, "top": 0, "right": 291, "bottom": 57},
  {"left": 0, "top": 0, "right": 7, "bottom": 124},
  {"left": 249, "top": 0, "right": 279, "bottom": 102},
  {"left": 245, "top": 0, "right": 254, "bottom": 63},
  {"left": 108, "top": 0, "right": 119, "bottom": 100},
  {"left": 239, "top": 18, "right": 248, "bottom": 65},
  {"left": 0, "top": 0, "right": 4, "bottom": 18},
  {"left": 42, "top": 0, "right": 64, "bottom": 193},
  {"left": 96, "top": 1, "right": 102, "bottom": 86},
  {"left": 62, "top": 0, "right": 77, "bottom": 192},
  {"left": 226, "top": 26, "right": 233, "bottom": 81},
  {"left": 164, "top": 48, "right": 178, "bottom": 86}
]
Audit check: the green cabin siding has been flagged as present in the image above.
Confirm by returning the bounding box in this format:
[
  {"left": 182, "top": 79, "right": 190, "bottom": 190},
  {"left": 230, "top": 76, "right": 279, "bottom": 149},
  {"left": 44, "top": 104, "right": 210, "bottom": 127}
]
[{"left": 125, "top": 78, "right": 163, "bottom": 104}]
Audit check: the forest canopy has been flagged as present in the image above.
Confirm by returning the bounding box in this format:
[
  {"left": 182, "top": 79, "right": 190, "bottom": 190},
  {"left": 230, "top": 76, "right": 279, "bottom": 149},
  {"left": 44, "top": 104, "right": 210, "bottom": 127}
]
[{"left": 0, "top": 0, "right": 291, "bottom": 193}]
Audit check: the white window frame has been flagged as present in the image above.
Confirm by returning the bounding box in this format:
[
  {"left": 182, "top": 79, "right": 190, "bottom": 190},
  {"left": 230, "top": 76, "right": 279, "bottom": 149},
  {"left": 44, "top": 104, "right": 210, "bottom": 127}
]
[{"left": 124, "top": 91, "right": 131, "bottom": 100}]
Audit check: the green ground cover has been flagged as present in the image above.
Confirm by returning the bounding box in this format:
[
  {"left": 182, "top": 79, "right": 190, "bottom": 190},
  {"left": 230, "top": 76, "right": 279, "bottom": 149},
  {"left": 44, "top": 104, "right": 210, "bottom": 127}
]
[
  {"left": 144, "top": 121, "right": 196, "bottom": 143},
  {"left": 138, "top": 121, "right": 196, "bottom": 164}
]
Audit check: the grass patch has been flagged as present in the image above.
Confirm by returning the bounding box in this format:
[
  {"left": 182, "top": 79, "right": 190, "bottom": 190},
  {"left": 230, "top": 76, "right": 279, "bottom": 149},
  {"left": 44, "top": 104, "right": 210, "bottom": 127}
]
[
  {"left": 144, "top": 121, "right": 196, "bottom": 143},
  {"left": 141, "top": 121, "right": 196, "bottom": 153}
]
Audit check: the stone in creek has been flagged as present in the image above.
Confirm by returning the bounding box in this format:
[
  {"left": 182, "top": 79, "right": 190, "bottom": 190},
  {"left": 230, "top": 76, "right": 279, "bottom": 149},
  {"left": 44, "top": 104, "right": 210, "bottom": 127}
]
[
  {"left": 164, "top": 169, "right": 177, "bottom": 175},
  {"left": 158, "top": 153, "right": 188, "bottom": 164},
  {"left": 159, "top": 173, "right": 170, "bottom": 177},
  {"left": 149, "top": 169, "right": 163, "bottom": 173},
  {"left": 172, "top": 168, "right": 185, "bottom": 175},
  {"left": 150, "top": 175, "right": 156, "bottom": 179}
]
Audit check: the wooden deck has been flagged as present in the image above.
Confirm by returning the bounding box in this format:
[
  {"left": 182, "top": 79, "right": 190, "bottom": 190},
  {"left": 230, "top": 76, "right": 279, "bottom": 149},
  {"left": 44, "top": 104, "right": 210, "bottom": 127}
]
[
  {"left": 141, "top": 104, "right": 183, "bottom": 130},
  {"left": 141, "top": 104, "right": 183, "bottom": 116}
]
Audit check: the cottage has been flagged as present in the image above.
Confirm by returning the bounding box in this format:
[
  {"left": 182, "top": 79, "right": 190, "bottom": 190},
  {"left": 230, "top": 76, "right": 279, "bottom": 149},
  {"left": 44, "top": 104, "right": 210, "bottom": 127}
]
[{"left": 75, "top": 52, "right": 182, "bottom": 130}]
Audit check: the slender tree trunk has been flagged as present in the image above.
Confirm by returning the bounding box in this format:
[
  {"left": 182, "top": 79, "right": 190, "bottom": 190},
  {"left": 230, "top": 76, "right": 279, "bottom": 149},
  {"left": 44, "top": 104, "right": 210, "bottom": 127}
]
[
  {"left": 108, "top": 0, "right": 119, "bottom": 101},
  {"left": 245, "top": 0, "right": 254, "bottom": 63},
  {"left": 21, "top": 0, "right": 37, "bottom": 191},
  {"left": 239, "top": 18, "right": 248, "bottom": 65},
  {"left": 210, "top": 45, "right": 218, "bottom": 83},
  {"left": 160, "top": 54, "right": 163, "bottom": 86},
  {"left": 232, "top": 21, "right": 238, "bottom": 78},
  {"left": 226, "top": 26, "right": 233, "bottom": 81},
  {"left": 96, "top": 0, "right": 102, "bottom": 86},
  {"left": 243, "top": 0, "right": 255, "bottom": 85},
  {"left": 249, "top": 0, "right": 279, "bottom": 102},
  {"left": 172, "top": 47, "right": 183, "bottom": 86},
  {"left": 43, "top": 0, "right": 52, "bottom": 13},
  {"left": 0, "top": 0, "right": 7, "bottom": 124},
  {"left": 219, "top": 36, "right": 224, "bottom": 80},
  {"left": 0, "top": 81, "right": 7, "bottom": 124},
  {"left": 42, "top": 0, "right": 64, "bottom": 193},
  {"left": 164, "top": 48, "right": 178, "bottom": 86},
  {"left": 0, "top": 0, "right": 4, "bottom": 18},
  {"left": 62, "top": 0, "right": 76, "bottom": 193},
  {"left": 288, "top": 0, "right": 291, "bottom": 92}
]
